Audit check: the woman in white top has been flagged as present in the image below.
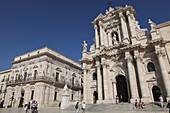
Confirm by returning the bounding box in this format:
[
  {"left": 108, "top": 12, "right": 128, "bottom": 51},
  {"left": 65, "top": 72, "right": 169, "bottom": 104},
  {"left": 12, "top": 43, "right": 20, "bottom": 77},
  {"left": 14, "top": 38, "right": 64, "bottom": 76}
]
[{"left": 82, "top": 102, "right": 86, "bottom": 113}]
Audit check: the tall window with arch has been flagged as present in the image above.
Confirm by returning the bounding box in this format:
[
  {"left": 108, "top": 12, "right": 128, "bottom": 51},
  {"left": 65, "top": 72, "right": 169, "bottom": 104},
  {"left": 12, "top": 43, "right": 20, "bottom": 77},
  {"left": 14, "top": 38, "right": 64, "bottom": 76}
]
[
  {"left": 56, "top": 72, "right": 59, "bottom": 82},
  {"left": 147, "top": 62, "right": 156, "bottom": 72},
  {"left": 93, "top": 73, "right": 97, "bottom": 80},
  {"left": 34, "top": 70, "right": 37, "bottom": 80}
]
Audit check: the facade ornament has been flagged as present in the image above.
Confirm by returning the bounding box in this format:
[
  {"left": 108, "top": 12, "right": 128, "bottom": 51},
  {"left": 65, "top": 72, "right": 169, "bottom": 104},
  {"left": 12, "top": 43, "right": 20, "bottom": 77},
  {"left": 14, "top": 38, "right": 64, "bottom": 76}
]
[
  {"left": 135, "top": 21, "right": 141, "bottom": 30},
  {"left": 148, "top": 19, "right": 156, "bottom": 32},
  {"left": 81, "top": 40, "right": 87, "bottom": 52},
  {"left": 63, "top": 84, "right": 68, "bottom": 94}
]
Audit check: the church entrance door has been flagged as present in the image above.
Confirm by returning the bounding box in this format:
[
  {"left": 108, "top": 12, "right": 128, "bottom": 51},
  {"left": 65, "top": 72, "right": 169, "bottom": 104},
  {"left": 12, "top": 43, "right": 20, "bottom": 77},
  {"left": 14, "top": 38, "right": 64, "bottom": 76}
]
[
  {"left": 116, "top": 75, "right": 128, "bottom": 102},
  {"left": 93, "top": 91, "right": 98, "bottom": 104},
  {"left": 152, "top": 86, "right": 161, "bottom": 101},
  {"left": 18, "top": 89, "right": 25, "bottom": 107}
]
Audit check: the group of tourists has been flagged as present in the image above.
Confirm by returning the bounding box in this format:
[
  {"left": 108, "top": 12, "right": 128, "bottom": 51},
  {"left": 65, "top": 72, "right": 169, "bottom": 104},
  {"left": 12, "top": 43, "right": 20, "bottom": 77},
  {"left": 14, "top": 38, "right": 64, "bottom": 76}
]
[
  {"left": 134, "top": 99, "right": 145, "bottom": 109},
  {"left": 116, "top": 95, "right": 123, "bottom": 104},
  {"left": 24, "top": 100, "right": 38, "bottom": 113},
  {"left": 75, "top": 102, "right": 86, "bottom": 113}
]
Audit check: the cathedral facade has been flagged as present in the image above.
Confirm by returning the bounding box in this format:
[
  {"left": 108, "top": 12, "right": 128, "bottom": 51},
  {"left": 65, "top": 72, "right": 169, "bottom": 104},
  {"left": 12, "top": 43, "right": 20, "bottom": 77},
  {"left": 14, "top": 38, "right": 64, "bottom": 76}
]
[
  {"left": 0, "top": 47, "right": 82, "bottom": 108},
  {"left": 80, "top": 6, "right": 170, "bottom": 104}
]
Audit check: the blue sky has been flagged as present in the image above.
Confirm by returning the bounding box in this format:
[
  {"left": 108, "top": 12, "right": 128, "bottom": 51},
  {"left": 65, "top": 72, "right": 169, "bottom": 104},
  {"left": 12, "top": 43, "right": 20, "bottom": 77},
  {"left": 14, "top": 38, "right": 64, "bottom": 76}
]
[{"left": 0, "top": 0, "right": 170, "bottom": 71}]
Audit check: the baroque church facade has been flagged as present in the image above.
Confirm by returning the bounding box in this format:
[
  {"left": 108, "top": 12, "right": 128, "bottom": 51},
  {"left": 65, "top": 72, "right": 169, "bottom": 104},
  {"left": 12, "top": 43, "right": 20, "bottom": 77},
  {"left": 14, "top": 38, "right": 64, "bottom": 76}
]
[
  {"left": 80, "top": 6, "right": 170, "bottom": 104},
  {"left": 0, "top": 47, "right": 82, "bottom": 108}
]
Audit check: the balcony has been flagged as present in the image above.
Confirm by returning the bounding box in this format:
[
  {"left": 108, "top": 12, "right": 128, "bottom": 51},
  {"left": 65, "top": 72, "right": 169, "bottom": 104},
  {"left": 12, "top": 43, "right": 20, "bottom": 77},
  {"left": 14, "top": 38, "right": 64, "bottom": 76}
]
[{"left": 6, "top": 76, "right": 82, "bottom": 90}]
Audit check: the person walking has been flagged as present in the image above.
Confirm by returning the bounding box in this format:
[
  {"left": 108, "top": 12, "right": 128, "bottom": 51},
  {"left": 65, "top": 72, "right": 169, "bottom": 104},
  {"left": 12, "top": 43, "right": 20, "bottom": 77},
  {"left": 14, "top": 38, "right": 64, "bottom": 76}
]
[
  {"left": 31, "top": 100, "right": 37, "bottom": 113},
  {"left": 75, "top": 102, "right": 79, "bottom": 113},
  {"left": 120, "top": 95, "right": 123, "bottom": 104},
  {"left": 167, "top": 100, "right": 170, "bottom": 113},
  {"left": 159, "top": 95, "right": 164, "bottom": 108},
  {"left": 116, "top": 95, "right": 119, "bottom": 104},
  {"left": 26, "top": 102, "right": 30, "bottom": 113},
  {"left": 82, "top": 102, "right": 86, "bottom": 113}
]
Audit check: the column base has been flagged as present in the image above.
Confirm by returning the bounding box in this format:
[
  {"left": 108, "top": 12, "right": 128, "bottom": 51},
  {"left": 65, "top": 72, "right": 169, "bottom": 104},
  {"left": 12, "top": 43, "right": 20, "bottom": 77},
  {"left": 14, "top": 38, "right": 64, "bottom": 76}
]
[
  {"left": 141, "top": 97, "right": 152, "bottom": 103},
  {"left": 130, "top": 98, "right": 139, "bottom": 103},
  {"left": 166, "top": 96, "right": 170, "bottom": 101}
]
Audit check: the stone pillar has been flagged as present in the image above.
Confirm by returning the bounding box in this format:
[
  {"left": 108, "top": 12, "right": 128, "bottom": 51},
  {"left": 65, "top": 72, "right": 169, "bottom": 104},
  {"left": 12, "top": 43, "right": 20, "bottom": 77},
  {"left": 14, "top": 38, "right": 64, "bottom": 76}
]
[
  {"left": 99, "top": 21, "right": 104, "bottom": 46},
  {"left": 83, "top": 65, "right": 89, "bottom": 103},
  {"left": 134, "top": 50, "right": 151, "bottom": 102},
  {"left": 125, "top": 52, "right": 139, "bottom": 103},
  {"left": 119, "top": 12, "right": 129, "bottom": 43},
  {"left": 108, "top": 32, "right": 112, "bottom": 47},
  {"left": 104, "top": 31, "right": 109, "bottom": 47},
  {"left": 155, "top": 45, "right": 170, "bottom": 100},
  {"left": 117, "top": 26, "right": 122, "bottom": 42},
  {"left": 95, "top": 58, "right": 103, "bottom": 103},
  {"left": 101, "top": 58, "right": 110, "bottom": 103},
  {"left": 94, "top": 24, "right": 100, "bottom": 48},
  {"left": 126, "top": 11, "right": 136, "bottom": 38},
  {"left": 113, "top": 82, "right": 117, "bottom": 101}
]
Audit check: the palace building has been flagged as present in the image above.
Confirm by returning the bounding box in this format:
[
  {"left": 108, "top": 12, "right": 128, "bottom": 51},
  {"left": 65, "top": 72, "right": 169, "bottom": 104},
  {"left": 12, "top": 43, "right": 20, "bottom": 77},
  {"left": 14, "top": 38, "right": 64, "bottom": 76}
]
[
  {"left": 80, "top": 6, "right": 170, "bottom": 104},
  {"left": 0, "top": 47, "right": 82, "bottom": 108}
]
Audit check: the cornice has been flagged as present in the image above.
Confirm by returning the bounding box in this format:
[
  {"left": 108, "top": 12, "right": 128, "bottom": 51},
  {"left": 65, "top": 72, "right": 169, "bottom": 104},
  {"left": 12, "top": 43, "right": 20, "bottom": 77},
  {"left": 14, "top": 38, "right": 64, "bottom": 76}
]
[
  {"left": 0, "top": 69, "right": 12, "bottom": 74},
  {"left": 156, "top": 21, "right": 170, "bottom": 29}
]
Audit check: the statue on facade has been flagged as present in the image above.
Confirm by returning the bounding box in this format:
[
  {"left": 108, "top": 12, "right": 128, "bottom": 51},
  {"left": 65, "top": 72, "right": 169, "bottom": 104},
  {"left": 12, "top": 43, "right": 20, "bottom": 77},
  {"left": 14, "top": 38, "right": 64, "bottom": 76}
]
[
  {"left": 81, "top": 40, "right": 87, "bottom": 52},
  {"left": 63, "top": 84, "right": 68, "bottom": 94},
  {"left": 148, "top": 19, "right": 156, "bottom": 31},
  {"left": 112, "top": 33, "right": 118, "bottom": 44}
]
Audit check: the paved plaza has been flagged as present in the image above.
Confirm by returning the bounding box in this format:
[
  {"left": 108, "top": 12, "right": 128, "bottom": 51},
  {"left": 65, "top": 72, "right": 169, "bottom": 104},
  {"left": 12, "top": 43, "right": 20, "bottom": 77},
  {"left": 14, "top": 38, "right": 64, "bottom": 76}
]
[{"left": 0, "top": 103, "right": 169, "bottom": 113}]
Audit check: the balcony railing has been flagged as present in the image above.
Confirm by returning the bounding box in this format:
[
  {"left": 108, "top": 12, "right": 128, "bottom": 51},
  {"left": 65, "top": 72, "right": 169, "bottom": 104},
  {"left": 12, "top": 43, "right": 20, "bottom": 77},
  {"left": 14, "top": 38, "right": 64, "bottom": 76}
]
[{"left": 6, "top": 76, "right": 82, "bottom": 88}]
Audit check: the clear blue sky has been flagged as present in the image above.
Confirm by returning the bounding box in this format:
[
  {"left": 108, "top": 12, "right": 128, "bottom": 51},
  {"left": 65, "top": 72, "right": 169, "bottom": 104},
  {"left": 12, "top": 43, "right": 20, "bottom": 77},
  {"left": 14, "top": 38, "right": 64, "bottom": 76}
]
[{"left": 0, "top": 0, "right": 170, "bottom": 71}]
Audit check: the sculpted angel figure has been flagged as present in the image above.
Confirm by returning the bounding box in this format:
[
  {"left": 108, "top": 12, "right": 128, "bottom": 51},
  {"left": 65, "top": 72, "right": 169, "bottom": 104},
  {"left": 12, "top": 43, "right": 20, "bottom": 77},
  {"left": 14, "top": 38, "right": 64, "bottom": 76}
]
[{"left": 81, "top": 40, "right": 87, "bottom": 52}]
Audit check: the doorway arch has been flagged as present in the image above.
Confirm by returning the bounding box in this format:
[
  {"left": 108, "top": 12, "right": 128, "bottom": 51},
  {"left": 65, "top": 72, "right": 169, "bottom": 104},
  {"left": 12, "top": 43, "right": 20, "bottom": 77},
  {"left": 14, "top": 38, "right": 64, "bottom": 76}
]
[
  {"left": 93, "top": 91, "right": 98, "bottom": 104},
  {"left": 116, "top": 75, "right": 128, "bottom": 102},
  {"left": 152, "top": 86, "right": 161, "bottom": 101}
]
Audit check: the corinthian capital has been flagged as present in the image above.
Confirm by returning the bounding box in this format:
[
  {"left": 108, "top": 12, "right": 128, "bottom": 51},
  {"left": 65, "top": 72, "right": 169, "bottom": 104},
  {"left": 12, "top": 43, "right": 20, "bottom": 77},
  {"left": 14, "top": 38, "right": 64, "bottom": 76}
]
[
  {"left": 134, "top": 51, "right": 142, "bottom": 62},
  {"left": 94, "top": 24, "right": 98, "bottom": 29},
  {"left": 155, "top": 46, "right": 166, "bottom": 57},
  {"left": 125, "top": 52, "right": 132, "bottom": 62}
]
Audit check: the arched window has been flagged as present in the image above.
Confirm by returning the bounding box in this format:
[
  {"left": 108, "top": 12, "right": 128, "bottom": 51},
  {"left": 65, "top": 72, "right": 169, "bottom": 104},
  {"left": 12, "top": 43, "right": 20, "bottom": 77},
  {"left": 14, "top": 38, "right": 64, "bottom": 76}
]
[
  {"left": 93, "top": 73, "right": 97, "bottom": 80},
  {"left": 147, "top": 62, "right": 156, "bottom": 72}
]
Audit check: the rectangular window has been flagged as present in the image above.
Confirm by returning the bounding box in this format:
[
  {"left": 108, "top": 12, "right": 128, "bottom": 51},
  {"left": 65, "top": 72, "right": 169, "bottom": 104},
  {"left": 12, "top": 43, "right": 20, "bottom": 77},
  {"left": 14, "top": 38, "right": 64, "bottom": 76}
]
[
  {"left": 56, "top": 72, "right": 59, "bottom": 82},
  {"left": 54, "top": 91, "right": 57, "bottom": 100},
  {"left": 71, "top": 94, "right": 74, "bottom": 100},
  {"left": 31, "top": 90, "right": 34, "bottom": 100}
]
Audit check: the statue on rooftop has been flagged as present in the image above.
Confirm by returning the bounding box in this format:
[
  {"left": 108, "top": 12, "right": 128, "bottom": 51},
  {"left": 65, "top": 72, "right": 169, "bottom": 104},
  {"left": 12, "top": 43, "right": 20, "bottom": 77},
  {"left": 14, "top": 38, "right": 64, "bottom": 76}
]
[
  {"left": 81, "top": 40, "right": 87, "bottom": 52},
  {"left": 148, "top": 19, "right": 156, "bottom": 31}
]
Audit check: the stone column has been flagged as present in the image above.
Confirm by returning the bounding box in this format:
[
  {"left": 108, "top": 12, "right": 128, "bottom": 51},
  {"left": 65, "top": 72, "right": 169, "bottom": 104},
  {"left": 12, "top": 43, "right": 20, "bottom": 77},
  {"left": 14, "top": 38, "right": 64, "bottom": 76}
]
[
  {"left": 119, "top": 12, "right": 129, "bottom": 43},
  {"left": 155, "top": 46, "right": 170, "bottom": 100},
  {"left": 134, "top": 50, "right": 151, "bottom": 102},
  {"left": 101, "top": 58, "right": 110, "bottom": 103},
  {"left": 117, "top": 26, "right": 122, "bottom": 42},
  {"left": 108, "top": 32, "right": 112, "bottom": 47},
  {"left": 126, "top": 11, "right": 136, "bottom": 38},
  {"left": 125, "top": 52, "right": 139, "bottom": 103},
  {"left": 94, "top": 24, "right": 100, "bottom": 48},
  {"left": 99, "top": 21, "right": 104, "bottom": 46},
  {"left": 95, "top": 58, "right": 103, "bottom": 103},
  {"left": 104, "top": 30, "right": 108, "bottom": 47},
  {"left": 83, "top": 64, "right": 89, "bottom": 103}
]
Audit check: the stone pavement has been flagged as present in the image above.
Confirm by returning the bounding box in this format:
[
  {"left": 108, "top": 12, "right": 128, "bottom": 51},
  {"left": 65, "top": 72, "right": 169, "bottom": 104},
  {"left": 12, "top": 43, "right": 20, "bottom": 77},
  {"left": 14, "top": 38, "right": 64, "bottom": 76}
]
[{"left": 0, "top": 103, "right": 169, "bottom": 113}]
